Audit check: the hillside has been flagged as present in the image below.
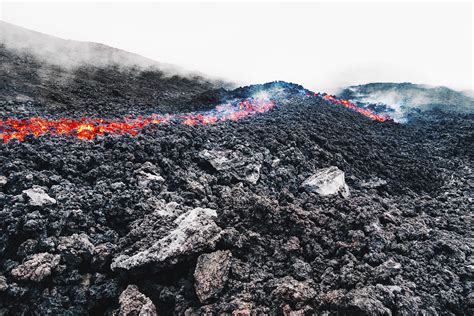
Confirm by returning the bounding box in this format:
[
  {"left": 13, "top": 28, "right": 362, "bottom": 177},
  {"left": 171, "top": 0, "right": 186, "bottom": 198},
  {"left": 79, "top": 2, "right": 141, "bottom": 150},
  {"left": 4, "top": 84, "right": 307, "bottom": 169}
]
[
  {"left": 0, "top": 21, "right": 229, "bottom": 115},
  {"left": 339, "top": 82, "right": 473, "bottom": 122}
]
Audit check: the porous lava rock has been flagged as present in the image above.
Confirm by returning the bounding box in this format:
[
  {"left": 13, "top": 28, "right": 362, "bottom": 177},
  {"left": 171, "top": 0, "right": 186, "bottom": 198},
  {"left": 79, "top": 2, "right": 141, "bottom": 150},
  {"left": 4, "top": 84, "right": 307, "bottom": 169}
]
[
  {"left": 10, "top": 252, "right": 60, "bottom": 282},
  {"left": 194, "top": 250, "right": 232, "bottom": 303},
  {"left": 113, "top": 284, "right": 157, "bottom": 316},
  {"left": 111, "top": 205, "right": 222, "bottom": 271}
]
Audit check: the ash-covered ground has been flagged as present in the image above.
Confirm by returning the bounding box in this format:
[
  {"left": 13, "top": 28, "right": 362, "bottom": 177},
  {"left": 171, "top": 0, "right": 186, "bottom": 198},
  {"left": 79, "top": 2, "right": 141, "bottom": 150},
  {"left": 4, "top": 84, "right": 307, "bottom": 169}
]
[{"left": 0, "top": 34, "right": 473, "bottom": 314}]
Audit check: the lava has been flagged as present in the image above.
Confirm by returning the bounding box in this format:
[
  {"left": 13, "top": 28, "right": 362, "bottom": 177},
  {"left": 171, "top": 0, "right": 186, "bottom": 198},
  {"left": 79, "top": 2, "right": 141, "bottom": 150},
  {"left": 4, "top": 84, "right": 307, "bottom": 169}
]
[
  {"left": 0, "top": 98, "right": 276, "bottom": 143},
  {"left": 314, "top": 93, "right": 388, "bottom": 122},
  {"left": 0, "top": 88, "right": 390, "bottom": 143}
]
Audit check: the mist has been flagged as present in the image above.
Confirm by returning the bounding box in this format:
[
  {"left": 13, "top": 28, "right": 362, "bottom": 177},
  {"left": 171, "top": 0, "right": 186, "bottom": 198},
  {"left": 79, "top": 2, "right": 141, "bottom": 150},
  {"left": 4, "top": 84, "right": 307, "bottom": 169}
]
[{"left": 1, "top": 2, "right": 473, "bottom": 93}]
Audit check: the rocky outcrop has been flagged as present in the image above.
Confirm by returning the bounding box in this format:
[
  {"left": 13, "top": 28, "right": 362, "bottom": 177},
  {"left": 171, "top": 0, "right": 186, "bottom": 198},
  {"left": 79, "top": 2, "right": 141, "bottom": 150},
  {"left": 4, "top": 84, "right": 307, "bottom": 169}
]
[
  {"left": 114, "top": 285, "right": 157, "bottom": 316},
  {"left": 22, "top": 186, "right": 56, "bottom": 206},
  {"left": 11, "top": 253, "right": 60, "bottom": 282},
  {"left": 301, "top": 166, "right": 349, "bottom": 196},
  {"left": 111, "top": 205, "right": 222, "bottom": 271},
  {"left": 194, "top": 250, "right": 232, "bottom": 303}
]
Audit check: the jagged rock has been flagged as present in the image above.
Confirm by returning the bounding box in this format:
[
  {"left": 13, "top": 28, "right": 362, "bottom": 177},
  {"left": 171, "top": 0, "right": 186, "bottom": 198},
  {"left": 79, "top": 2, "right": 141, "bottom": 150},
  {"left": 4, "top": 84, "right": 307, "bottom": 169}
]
[
  {"left": 22, "top": 186, "right": 56, "bottom": 206},
  {"left": 11, "top": 253, "right": 60, "bottom": 282},
  {"left": 0, "top": 275, "right": 7, "bottom": 291},
  {"left": 113, "top": 284, "right": 157, "bottom": 316},
  {"left": 360, "top": 178, "right": 388, "bottom": 189},
  {"left": 58, "top": 233, "right": 94, "bottom": 266},
  {"left": 194, "top": 250, "right": 232, "bottom": 303},
  {"left": 374, "top": 259, "right": 402, "bottom": 280},
  {"left": 0, "top": 175, "right": 7, "bottom": 188},
  {"left": 135, "top": 162, "right": 165, "bottom": 188},
  {"left": 199, "top": 149, "right": 262, "bottom": 184},
  {"left": 271, "top": 277, "right": 316, "bottom": 303},
  {"left": 111, "top": 206, "right": 222, "bottom": 271},
  {"left": 345, "top": 286, "right": 391, "bottom": 315},
  {"left": 301, "top": 166, "right": 349, "bottom": 196}
]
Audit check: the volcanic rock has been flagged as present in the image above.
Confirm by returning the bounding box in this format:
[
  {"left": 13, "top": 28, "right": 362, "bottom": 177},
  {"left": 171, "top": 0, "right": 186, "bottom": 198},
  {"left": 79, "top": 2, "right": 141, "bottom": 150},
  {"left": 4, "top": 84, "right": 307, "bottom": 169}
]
[
  {"left": 0, "top": 275, "right": 7, "bottom": 291},
  {"left": 111, "top": 206, "right": 222, "bottom": 271},
  {"left": 10, "top": 253, "right": 60, "bottom": 282},
  {"left": 374, "top": 258, "right": 402, "bottom": 281},
  {"left": 22, "top": 186, "right": 57, "bottom": 206},
  {"left": 301, "top": 166, "right": 349, "bottom": 196},
  {"left": 360, "top": 177, "right": 388, "bottom": 189},
  {"left": 199, "top": 149, "right": 263, "bottom": 184},
  {"left": 0, "top": 175, "right": 7, "bottom": 188},
  {"left": 135, "top": 162, "right": 165, "bottom": 188},
  {"left": 57, "top": 233, "right": 95, "bottom": 267},
  {"left": 194, "top": 250, "right": 232, "bottom": 303},
  {"left": 113, "top": 284, "right": 157, "bottom": 316},
  {"left": 271, "top": 276, "right": 316, "bottom": 304}
]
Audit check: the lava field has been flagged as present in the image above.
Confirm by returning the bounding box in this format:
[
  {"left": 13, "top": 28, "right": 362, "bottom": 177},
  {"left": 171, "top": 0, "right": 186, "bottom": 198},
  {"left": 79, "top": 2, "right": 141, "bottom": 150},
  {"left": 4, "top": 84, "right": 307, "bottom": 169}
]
[{"left": 0, "top": 41, "right": 473, "bottom": 315}]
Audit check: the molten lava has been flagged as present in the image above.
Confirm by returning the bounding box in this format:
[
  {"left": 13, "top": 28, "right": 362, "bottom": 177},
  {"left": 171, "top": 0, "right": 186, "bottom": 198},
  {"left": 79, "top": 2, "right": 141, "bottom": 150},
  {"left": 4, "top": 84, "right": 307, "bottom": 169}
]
[
  {"left": 0, "top": 88, "right": 389, "bottom": 143},
  {"left": 0, "top": 98, "right": 276, "bottom": 143}
]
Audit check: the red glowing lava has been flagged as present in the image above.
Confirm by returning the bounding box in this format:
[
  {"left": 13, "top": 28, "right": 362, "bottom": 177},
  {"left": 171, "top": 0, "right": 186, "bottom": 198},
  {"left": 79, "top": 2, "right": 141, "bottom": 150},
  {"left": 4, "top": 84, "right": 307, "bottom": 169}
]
[
  {"left": 0, "top": 99, "right": 276, "bottom": 143},
  {"left": 0, "top": 90, "right": 389, "bottom": 143},
  {"left": 317, "top": 93, "right": 387, "bottom": 122}
]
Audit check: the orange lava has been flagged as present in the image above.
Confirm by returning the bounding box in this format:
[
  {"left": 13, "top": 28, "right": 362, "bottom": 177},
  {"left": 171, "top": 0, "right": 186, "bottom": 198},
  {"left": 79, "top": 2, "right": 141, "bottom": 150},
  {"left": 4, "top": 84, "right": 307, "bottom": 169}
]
[{"left": 0, "top": 99, "right": 276, "bottom": 143}]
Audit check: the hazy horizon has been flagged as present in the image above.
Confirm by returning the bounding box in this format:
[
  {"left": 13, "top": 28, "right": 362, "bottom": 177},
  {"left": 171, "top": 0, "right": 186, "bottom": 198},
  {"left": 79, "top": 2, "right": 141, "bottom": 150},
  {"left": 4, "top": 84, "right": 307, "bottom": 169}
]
[{"left": 2, "top": 2, "right": 472, "bottom": 93}]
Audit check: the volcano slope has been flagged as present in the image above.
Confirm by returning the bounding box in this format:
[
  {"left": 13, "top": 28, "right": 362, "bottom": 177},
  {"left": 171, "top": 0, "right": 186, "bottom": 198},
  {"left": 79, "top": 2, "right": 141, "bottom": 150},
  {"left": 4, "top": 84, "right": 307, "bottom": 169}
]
[{"left": 0, "top": 82, "right": 473, "bottom": 315}]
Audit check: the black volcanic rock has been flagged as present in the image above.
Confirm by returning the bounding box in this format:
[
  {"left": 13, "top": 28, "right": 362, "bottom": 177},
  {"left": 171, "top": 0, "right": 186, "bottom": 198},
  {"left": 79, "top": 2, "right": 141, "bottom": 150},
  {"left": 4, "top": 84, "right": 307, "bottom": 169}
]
[
  {"left": 0, "top": 90, "right": 471, "bottom": 314},
  {"left": 0, "top": 23, "right": 472, "bottom": 316}
]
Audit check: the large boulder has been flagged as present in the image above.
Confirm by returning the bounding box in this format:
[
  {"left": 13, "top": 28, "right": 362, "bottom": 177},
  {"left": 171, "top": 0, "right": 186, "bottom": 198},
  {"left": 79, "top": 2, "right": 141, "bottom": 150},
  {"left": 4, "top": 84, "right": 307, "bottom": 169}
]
[
  {"left": 22, "top": 186, "right": 57, "bottom": 206},
  {"left": 199, "top": 149, "right": 263, "bottom": 184},
  {"left": 111, "top": 204, "right": 222, "bottom": 271},
  {"left": 11, "top": 252, "right": 60, "bottom": 282},
  {"left": 113, "top": 284, "right": 157, "bottom": 316},
  {"left": 301, "top": 166, "right": 349, "bottom": 197},
  {"left": 194, "top": 250, "right": 232, "bottom": 303}
]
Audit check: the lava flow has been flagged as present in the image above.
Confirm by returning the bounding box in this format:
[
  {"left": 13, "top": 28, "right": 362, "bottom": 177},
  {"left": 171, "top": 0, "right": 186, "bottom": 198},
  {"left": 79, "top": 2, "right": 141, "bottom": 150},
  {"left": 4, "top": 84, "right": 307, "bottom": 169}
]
[
  {"left": 0, "top": 88, "right": 389, "bottom": 143},
  {"left": 0, "top": 98, "right": 276, "bottom": 143},
  {"left": 310, "top": 93, "right": 388, "bottom": 122}
]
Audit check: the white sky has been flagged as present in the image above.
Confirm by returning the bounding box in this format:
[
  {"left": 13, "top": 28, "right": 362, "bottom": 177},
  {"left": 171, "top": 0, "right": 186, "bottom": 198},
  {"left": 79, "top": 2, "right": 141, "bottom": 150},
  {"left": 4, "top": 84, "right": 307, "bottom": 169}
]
[{"left": 1, "top": 1, "right": 473, "bottom": 92}]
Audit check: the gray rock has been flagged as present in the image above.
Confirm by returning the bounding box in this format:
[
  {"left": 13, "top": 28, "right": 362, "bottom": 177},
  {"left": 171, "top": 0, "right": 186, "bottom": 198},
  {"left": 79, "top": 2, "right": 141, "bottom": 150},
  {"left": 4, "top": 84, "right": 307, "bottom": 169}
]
[
  {"left": 360, "top": 178, "right": 388, "bottom": 189},
  {"left": 114, "top": 284, "right": 157, "bottom": 316},
  {"left": 301, "top": 166, "right": 349, "bottom": 197},
  {"left": 111, "top": 206, "right": 222, "bottom": 271},
  {"left": 346, "top": 287, "right": 391, "bottom": 315},
  {"left": 58, "top": 233, "right": 95, "bottom": 265},
  {"left": 271, "top": 276, "right": 316, "bottom": 303},
  {"left": 22, "top": 186, "right": 56, "bottom": 206},
  {"left": 135, "top": 162, "right": 165, "bottom": 188},
  {"left": 0, "top": 275, "right": 7, "bottom": 291},
  {"left": 0, "top": 175, "right": 7, "bottom": 188},
  {"left": 375, "top": 259, "right": 402, "bottom": 280},
  {"left": 11, "top": 252, "right": 60, "bottom": 282},
  {"left": 199, "top": 149, "right": 263, "bottom": 184},
  {"left": 194, "top": 250, "right": 232, "bottom": 303}
]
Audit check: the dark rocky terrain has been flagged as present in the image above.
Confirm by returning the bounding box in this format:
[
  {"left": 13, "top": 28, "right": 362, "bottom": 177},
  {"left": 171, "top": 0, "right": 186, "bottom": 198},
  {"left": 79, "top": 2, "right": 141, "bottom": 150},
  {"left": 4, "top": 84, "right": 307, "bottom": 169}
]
[{"left": 1, "top": 23, "right": 473, "bottom": 316}]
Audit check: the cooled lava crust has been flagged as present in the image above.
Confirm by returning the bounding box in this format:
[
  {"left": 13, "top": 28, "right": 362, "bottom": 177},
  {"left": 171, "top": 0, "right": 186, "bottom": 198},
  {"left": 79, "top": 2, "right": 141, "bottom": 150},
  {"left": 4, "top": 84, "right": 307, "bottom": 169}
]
[{"left": 0, "top": 81, "right": 473, "bottom": 314}]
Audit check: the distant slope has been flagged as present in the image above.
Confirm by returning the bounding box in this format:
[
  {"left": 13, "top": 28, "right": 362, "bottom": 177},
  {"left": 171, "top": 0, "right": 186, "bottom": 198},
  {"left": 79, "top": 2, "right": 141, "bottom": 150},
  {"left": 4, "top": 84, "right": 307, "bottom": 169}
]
[
  {"left": 339, "top": 82, "right": 474, "bottom": 122},
  {"left": 0, "top": 21, "right": 230, "bottom": 115}
]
